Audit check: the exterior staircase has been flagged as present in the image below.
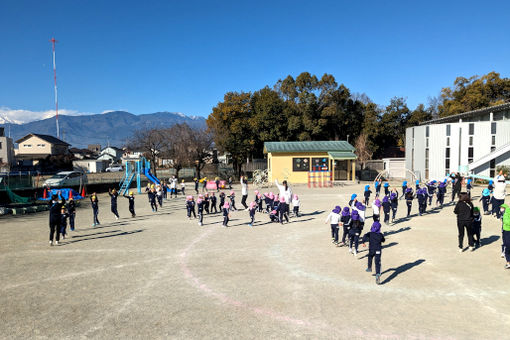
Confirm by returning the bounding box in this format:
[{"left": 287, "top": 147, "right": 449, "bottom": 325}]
[{"left": 468, "top": 142, "right": 510, "bottom": 172}]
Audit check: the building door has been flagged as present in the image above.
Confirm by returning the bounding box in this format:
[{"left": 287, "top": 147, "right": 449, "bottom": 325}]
[{"left": 334, "top": 160, "right": 348, "bottom": 180}]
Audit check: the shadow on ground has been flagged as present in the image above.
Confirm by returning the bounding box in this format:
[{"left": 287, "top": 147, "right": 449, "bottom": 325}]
[
  {"left": 59, "top": 229, "right": 144, "bottom": 245},
  {"left": 380, "top": 259, "right": 426, "bottom": 285}
]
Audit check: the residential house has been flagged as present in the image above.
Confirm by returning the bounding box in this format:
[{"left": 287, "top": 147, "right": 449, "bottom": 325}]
[
  {"left": 97, "top": 146, "right": 123, "bottom": 164},
  {"left": 70, "top": 147, "right": 95, "bottom": 160},
  {"left": 15, "top": 133, "right": 70, "bottom": 166},
  {"left": 87, "top": 144, "right": 101, "bottom": 155}
]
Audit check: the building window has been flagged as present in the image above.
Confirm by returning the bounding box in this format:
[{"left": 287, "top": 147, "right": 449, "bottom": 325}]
[
  {"left": 411, "top": 149, "right": 414, "bottom": 171},
  {"left": 493, "top": 112, "right": 504, "bottom": 121},
  {"left": 412, "top": 128, "right": 414, "bottom": 138},
  {"left": 468, "top": 147, "right": 474, "bottom": 163},
  {"left": 37, "top": 144, "right": 46, "bottom": 147},
  {"left": 426, "top": 126, "right": 430, "bottom": 137},
  {"left": 446, "top": 124, "right": 451, "bottom": 136},
  {"left": 490, "top": 158, "right": 496, "bottom": 178},
  {"left": 311, "top": 157, "right": 329, "bottom": 171},
  {"left": 0, "top": 142, "right": 2, "bottom": 149},
  {"left": 468, "top": 123, "right": 474, "bottom": 135},
  {"left": 0, "top": 158, "right": 3, "bottom": 163},
  {"left": 425, "top": 149, "right": 429, "bottom": 179},
  {"left": 491, "top": 122, "right": 497, "bottom": 134},
  {"left": 492, "top": 135, "right": 496, "bottom": 146},
  {"left": 469, "top": 136, "right": 473, "bottom": 146},
  {"left": 446, "top": 137, "right": 450, "bottom": 146},
  {"left": 426, "top": 138, "right": 429, "bottom": 148},
  {"left": 23, "top": 144, "right": 32, "bottom": 148},
  {"left": 445, "top": 147, "right": 450, "bottom": 173},
  {"left": 292, "top": 158, "right": 310, "bottom": 172}
]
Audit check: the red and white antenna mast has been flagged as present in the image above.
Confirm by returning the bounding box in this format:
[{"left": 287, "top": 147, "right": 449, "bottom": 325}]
[{"left": 50, "top": 37, "right": 59, "bottom": 138}]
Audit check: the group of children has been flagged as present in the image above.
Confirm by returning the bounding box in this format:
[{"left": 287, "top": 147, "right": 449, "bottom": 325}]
[
  {"left": 323, "top": 176, "right": 500, "bottom": 283},
  {"left": 48, "top": 194, "right": 76, "bottom": 245},
  {"left": 185, "top": 189, "right": 301, "bottom": 227}
]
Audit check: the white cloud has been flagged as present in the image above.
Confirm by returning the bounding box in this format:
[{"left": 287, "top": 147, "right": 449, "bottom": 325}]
[{"left": 0, "top": 107, "right": 92, "bottom": 124}]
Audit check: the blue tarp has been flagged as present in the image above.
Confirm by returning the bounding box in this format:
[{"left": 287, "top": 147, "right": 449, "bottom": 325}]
[{"left": 39, "top": 188, "right": 84, "bottom": 201}]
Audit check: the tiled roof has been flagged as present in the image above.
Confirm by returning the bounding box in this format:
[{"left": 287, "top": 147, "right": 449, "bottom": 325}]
[
  {"left": 328, "top": 151, "right": 357, "bottom": 160},
  {"left": 264, "top": 141, "right": 354, "bottom": 153},
  {"left": 420, "top": 102, "right": 510, "bottom": 125},
  {"left": 16, "top": 133, "right": 70, "bottom": 146}
]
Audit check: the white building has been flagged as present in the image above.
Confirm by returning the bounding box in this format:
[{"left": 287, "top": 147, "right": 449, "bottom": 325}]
[
  {"left": 73, "top": 159, "right": 109, "bottom": 173},
  {"left": 97, "top": 146, "right": 123, "bottom": 164},
  {"left": 405, "top": 103, "right": 510, "bottom": 181}
]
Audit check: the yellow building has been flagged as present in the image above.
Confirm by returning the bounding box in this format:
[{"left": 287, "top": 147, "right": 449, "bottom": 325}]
[{"left": 264, "top": 141, "right": 357, "bottom": 184}]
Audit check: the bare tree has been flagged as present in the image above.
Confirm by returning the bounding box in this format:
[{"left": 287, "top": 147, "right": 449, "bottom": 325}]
[
  {"left": 178, "top": 125, "right": 213, "bottom": 179},
  {"left": 354, "top": 133, "right": 373, "bottom": 170},
  {"left": 127, "top": 128, "right": 167, "bottom": 177},
  {"left": 163, "top": 124, "right": 193, "bottom": 178}
]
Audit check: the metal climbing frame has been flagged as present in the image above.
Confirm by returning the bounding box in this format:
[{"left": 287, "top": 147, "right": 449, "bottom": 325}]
[{"left": 308, "top": 166, "right": 333, "bottom": 188}]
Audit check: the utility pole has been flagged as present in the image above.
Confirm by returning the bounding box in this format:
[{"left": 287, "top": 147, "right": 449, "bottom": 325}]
[{"left": 50, "top": 37, "right": 59, "bottom": 138}]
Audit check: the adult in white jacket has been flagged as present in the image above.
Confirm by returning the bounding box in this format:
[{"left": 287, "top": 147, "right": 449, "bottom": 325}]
[
  {"left": 275, "top": 179, "right": 292, "bottom": 223},
  {"left": 275, "top": 179, "right": 292, "bottom": 203},
  {"left": 240, "top": 176, "right": 249, "bottom": 209},
  {"left": 493, "top": 170, "right": 507, "bottom": 218}
]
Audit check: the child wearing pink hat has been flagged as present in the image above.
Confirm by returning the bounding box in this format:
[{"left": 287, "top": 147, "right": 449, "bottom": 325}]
[
  {"left": 222, "top": 201, "right": 230, "bottom": 227},
  {"left": 279, "top": 196, "right": 289, "bottom": 224},
  {"left": 228, "top": 190, "right": 237, "bottom": 211},
  {"left": 292, "top": 194, "right": 300, "bottom": 217},
  {"left": 197, "top": 194, "right": 204, "bottom": 226},
  {"left": 248, "top": 201, "right": 257, "bottom": 227},
  {"left": 185, "top": 195, "right": 196, "bottom": 219}
]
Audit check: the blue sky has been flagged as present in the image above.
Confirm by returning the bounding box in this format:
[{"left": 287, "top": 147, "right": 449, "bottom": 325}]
[{"left": 1, "top": 0, "right": 509, "bottom": 123}]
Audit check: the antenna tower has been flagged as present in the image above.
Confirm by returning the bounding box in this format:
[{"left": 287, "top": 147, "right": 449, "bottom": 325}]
[{"left": 50, "top": 37, "right": 59, "bottom": 138}]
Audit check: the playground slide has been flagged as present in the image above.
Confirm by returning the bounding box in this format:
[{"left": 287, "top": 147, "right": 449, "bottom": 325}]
[{"left": 144, "top": 168, "right": 161, "bottom": 185}]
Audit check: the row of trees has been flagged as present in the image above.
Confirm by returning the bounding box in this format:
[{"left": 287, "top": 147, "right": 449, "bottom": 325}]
[
  {"left": 207, "top": 71, "right": 510, "bottom": 171},
  {"left": 127, "top": 71, "right": 509, "bottom": 177},
  {"left": 127, "top": 123, "right": 213, "bottom": 179}
]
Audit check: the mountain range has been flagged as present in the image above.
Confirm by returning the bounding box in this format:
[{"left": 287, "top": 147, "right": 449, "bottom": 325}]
[{"left": 0, "top": 111, "right": 207, "bottom": 149}]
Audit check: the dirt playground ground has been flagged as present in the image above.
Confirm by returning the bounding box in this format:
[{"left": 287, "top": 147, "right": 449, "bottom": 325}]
[{"left": 1, "top": 182, "right": 509, "bottom": 339}]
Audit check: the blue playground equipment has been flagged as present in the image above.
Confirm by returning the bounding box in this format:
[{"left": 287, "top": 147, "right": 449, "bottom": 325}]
[
  {"left": 119, "top": 157, "right": 161, "bottom": 195},
  {"left": 465, "top": 173, "right": 510, "bottom": 185}
]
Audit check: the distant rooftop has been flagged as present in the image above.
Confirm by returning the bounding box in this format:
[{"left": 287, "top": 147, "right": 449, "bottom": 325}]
[
  {"left": 421, "top": 102, "right": 510, "bottom": 125},
  {"left": 15, "top": 133, "right": 70, "bottom": 146},
  {"left": 264, "top": 141, "right": 354, "bottom": 153}
]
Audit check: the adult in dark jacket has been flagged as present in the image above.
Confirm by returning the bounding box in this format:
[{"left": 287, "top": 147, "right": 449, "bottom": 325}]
[
  {"left": 49, "top": 195, "right": 62, "bottom": 245},
  {"left": 453, "top": 192, "right": 474, "bottom": 252}
]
